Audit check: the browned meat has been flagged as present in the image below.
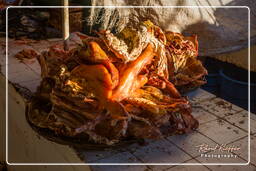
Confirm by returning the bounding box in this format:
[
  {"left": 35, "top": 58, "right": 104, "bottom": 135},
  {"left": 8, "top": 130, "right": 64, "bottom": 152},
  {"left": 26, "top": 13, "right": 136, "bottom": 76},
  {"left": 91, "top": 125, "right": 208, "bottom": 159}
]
[{"left": 25, "top": 21, "right": 206, "bottom": 145}]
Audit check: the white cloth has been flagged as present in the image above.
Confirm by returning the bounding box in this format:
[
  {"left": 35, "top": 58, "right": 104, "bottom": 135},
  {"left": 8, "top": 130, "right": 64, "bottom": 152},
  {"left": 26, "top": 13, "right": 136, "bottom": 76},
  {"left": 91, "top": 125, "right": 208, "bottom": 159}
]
[{"left": 88, "top": 0, "right": 256, "bottom": 56}]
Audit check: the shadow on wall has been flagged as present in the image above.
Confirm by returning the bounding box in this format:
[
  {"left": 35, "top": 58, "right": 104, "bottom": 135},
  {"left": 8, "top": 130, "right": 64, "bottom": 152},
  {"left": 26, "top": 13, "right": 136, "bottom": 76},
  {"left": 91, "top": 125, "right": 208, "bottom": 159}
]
[{"left": 182, "top": 5, "right": 253, "bottom": 56}]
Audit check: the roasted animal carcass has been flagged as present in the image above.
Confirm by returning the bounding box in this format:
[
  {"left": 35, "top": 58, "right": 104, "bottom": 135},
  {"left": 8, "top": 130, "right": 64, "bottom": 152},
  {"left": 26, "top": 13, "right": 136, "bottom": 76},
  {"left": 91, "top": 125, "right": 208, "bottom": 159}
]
[
  {"left": 24, "top": 21, "right": 207, "bottom": 145},
  {"left": 165, "top": 31, "right": 208, "bottom": 92}
]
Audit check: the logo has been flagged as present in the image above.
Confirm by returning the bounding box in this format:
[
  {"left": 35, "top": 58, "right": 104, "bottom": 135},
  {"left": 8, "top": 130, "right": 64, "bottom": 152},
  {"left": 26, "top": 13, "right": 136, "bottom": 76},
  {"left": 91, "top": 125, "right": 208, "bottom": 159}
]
[{"left": 195, "top": 143, "right": 241, "bottom": 159}]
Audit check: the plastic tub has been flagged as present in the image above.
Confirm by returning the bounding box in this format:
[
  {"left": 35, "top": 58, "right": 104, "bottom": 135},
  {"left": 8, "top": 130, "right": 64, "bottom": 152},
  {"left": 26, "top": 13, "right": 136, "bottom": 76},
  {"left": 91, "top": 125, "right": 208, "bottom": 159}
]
[
  {"left": 201, "top": 57, "right": 221, "bottom": 95},
  {"left": 202, "top": 73, "right": 220, "bottom": 95},
  {"left": 219, "top": 69, "right": 256, "bottom": 113}
]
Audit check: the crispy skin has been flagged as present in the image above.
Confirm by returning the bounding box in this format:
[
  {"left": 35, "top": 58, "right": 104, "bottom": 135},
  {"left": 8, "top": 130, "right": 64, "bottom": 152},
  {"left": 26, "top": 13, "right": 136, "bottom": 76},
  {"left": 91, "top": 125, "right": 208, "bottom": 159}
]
[
  {"left": 163, "top": 77, "right": 181, "bottom": 98},
  {"left": 30, "top": 23, "right": 203, "bottom": 144},
  {"left": 124, "top": 86, "right": 187, "bottom": 117},
  {"left": 147, "top": 75, "right": 181, "bottom": 98},
  {"left": 79, "top": 41, "right": 109, "bottom": 61},
  {"left": 70, "top": 64, "right": 129, "bottom": 139},
  {"left": 70, "top": 64, "right": 128, "bottom": 118},
  {"left": 127, "top": 120, "right": 162, "bottom": 139},
  {"left": 71, "top": 64, "right": 113, "bottom": 100},
  {"left": 111, "top": 44, "right": 155, "bottom": 101},
  {"left": 79, "top": 41, "right": 119, "bottom": 88},
  {"left": 169, "top": 108, "right": 199, "bottom": 134},
  {"left": 165, "top": 31, "right": 206, "bottom": 91},
  {"left": 174, "top": 57, "right": 208, "bottom": 86},
  {"left": 123, "top": 86, "right": 198, "bottom": 134}
]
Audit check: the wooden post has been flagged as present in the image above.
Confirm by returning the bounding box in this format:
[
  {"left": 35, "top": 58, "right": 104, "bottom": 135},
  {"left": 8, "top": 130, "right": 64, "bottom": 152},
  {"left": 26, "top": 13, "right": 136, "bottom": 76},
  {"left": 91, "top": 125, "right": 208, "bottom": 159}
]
[{"left": 62, "top": 0, "right": 69, "bottom": 51}]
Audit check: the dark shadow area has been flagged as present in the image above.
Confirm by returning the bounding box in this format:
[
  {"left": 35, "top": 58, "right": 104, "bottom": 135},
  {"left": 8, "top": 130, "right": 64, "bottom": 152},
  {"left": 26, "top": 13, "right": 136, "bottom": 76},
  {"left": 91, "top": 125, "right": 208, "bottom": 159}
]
[
  {"left": 201, "top": 57, "right": 256, "bottom": 113},
  {"left": 1, "top": 0, "right": 94, "bottom": 39}
]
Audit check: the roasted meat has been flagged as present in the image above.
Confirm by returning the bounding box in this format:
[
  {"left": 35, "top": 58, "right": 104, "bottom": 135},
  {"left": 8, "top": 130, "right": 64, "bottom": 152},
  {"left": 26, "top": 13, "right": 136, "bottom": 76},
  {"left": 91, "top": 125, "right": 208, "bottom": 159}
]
[
  {"left": 165, "top": 31, "right": 207, "bottom": 92},
  {"left": 111, "top": 44, "right": 155, "bottom": 101},
  {"left": 24, "top": 22, "right": 207, "bottom": 145}
]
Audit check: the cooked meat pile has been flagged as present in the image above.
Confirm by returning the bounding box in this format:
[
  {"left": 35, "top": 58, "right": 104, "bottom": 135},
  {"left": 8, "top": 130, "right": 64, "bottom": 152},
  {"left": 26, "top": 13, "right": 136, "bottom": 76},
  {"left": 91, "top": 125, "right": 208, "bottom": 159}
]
[{"left": 26, "top": 21, "right": 207, "bottom": 145}]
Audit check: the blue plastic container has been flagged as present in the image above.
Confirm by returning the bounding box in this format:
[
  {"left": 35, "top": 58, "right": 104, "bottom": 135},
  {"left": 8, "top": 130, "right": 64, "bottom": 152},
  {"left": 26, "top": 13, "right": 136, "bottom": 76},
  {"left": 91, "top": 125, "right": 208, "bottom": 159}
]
[
  {"left": 219, "top": 69, "right": 256, "bottom": 113},
  {"left": 202, "top": 73, "right": 220, "bottom": 95}
]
